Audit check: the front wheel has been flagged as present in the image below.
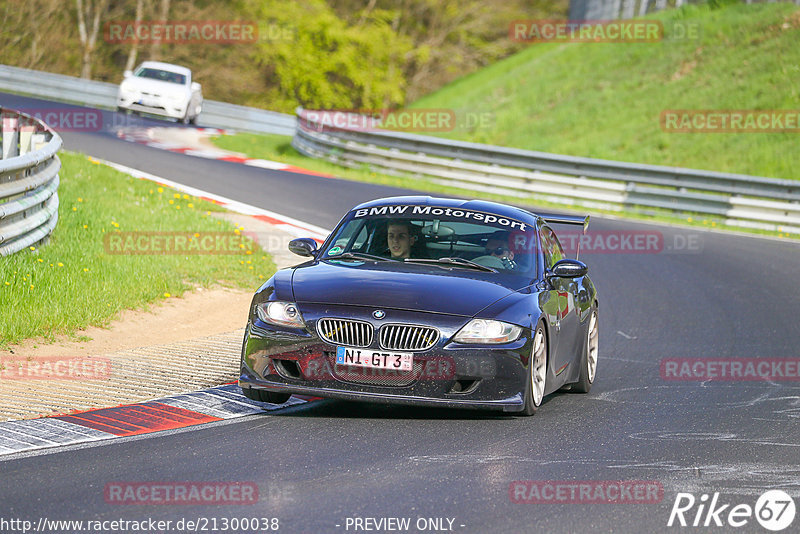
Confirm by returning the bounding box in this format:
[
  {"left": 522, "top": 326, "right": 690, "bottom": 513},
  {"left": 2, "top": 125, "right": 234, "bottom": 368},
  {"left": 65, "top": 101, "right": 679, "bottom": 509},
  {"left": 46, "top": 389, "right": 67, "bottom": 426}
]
[
  {"left": 521, "top": 324, "right": 547, "bottom": 415},
  {"left": 242, "top": 387, "right": 291, "bottom": 405},
  {"left": 571, "top": 307, "right": 598, "bottom": 393}
]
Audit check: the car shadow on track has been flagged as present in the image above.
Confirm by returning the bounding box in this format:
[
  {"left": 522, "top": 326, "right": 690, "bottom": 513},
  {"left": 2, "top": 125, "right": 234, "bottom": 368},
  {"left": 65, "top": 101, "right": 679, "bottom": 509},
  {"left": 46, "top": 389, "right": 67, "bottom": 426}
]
[{"left": 267, "top": 394, "right": 563, "bottom": 420}]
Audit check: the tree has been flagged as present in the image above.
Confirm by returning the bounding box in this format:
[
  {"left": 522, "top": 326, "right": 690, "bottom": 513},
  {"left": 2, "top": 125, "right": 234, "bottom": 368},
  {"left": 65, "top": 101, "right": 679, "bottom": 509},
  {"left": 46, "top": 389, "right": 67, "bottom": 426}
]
[{"left": 76, "top": 0, "right": 110, "bottom": 79}]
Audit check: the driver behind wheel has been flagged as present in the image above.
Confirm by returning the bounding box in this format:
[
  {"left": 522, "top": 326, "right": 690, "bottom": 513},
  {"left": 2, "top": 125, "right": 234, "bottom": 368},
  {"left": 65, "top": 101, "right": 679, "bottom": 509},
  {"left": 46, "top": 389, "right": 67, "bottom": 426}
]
[
  {"left": 387, "top": 220, "right": 417, "bottom": 259},
  {"left": 473, "top": 231, "right": 516, "bottom": 269}
]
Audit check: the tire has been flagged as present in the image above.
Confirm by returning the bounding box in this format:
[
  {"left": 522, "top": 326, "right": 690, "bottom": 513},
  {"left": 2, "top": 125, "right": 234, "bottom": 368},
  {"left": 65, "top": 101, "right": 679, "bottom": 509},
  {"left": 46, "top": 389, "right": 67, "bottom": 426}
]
[
  {"left": 571, "top": 307, "right": 598, "bottom": 393},
  {"left": 521, "top": 324, "right": 547, "bottom": 415},
  {"left": 242, "top": 387, "right": 291, "bottom": 405}
]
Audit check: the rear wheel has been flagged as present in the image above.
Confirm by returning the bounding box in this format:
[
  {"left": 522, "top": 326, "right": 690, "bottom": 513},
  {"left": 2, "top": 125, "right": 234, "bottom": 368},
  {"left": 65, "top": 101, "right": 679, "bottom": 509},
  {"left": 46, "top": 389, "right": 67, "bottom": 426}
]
[
  {"left": 521, "top": 324, "right": 547, "bottom": 415},
  {"left": 571, "top": 307, "right": 598, "bottom": 393},
  {"left": 242, "top": 387, "right": 291, "bottom": 405}
]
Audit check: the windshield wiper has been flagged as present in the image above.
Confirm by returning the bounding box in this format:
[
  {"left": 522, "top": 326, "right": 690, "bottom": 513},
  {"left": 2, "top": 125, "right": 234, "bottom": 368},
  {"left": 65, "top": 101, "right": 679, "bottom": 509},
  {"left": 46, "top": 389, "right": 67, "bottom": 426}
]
[
  {"left": 403, "top": 257, "right": 497, "bottom": 273},
  {"left": 334, "top": 252, "right": 400, "bottom": 262}
]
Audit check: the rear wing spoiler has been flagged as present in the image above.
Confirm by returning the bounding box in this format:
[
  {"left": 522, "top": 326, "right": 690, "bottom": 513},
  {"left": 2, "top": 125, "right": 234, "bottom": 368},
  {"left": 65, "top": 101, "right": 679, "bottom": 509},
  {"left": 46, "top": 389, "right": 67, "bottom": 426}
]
[{"left": 542, "top": 215, "right": 590, "bottom": 261}]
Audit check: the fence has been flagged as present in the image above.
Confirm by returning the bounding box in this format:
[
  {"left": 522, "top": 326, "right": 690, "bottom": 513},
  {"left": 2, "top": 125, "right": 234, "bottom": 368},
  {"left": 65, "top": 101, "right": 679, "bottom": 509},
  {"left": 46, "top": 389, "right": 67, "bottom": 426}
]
[
  {"left": 0, "top": 108, "right": 62, "bottom": 256},
  {"left": 292, "top": 108, "right": 800, "bottom": 233}
]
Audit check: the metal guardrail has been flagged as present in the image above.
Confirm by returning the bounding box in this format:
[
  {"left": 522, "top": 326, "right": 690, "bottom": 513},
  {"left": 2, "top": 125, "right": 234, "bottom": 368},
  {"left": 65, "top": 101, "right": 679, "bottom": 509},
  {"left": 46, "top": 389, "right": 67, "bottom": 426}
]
[
  {"left": 293, "top": 108, "right": 800, "bottom": 233},
  {"left": 0, "top": 64, "right": 295, "bottom": 136},
  {"left": 0, "top": 108, "right": 62, "bottom": 256}
]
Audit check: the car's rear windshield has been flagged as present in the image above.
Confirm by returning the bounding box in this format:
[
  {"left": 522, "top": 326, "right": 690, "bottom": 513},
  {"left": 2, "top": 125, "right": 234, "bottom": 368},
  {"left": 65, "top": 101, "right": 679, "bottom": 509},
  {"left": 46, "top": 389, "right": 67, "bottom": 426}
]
[
  {"left": 134, "top": 67, "right": 186, "bottom": 85},
  {"left": 322, "top": 205, "right": 538, "bottom": 277}
]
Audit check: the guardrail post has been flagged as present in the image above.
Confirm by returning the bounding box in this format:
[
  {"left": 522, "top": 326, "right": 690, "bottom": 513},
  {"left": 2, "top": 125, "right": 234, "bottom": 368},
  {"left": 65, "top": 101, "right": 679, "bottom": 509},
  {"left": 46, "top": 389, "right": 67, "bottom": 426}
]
[
  {"left": 2, "top": 114, "right": 19, "bottom": 159},
  {"left": 19, "top": 117, "right": 35, "bottom": 156}
]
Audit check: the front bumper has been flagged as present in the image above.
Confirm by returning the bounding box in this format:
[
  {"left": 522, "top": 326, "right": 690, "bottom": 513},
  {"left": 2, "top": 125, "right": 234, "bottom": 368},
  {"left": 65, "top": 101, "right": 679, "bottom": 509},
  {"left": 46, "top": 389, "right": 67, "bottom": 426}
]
[
  {"left": 117, "top": 93, "right": 186, "bottom": 119},
  {"left": 239, "top": 306, "right": 533, "bottom": 413}
]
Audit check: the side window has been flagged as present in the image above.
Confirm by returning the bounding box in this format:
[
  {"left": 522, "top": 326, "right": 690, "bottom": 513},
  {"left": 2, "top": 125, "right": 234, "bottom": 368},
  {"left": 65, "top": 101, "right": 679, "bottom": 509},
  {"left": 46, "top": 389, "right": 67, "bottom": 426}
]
[{"left": 540, "top": 226, "right": 564, "bottom": 269}]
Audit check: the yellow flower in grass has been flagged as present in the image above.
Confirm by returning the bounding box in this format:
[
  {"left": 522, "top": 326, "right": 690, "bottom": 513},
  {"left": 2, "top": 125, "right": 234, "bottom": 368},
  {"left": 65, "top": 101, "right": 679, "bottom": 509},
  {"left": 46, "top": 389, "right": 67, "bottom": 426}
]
[
  {"left": 173, "top": 193, "right": 181, "bottom": 199},
  {"left": 83, "top": 224, "right": 88, "bottom": 229},
  {"left": 193, "top": 233, "right": 200, "bottom": 238},
  {"left": 187, "top": 203, "right": 194, "bottom": 208},
  {"left": 77, "top": 198, "right": 83, "bottom": 202},
  {"left": 72, "top": 207, "right": 77, "bottom": 211},
  {"left": 29, "top": 284, "right": 34, "bottom": 290},
  {"left": 246, "top": 260, "right": 252, "bottom": 265},
  {"left": 37, "top": 258, "right": 43, "bottom": 263},
  {"left": 234, "top": 229, "right": 241, "bottom": 235},
  {"left": 157, "top": 187, "right": 164, "bottom": 193},
  {"left": 83, "top": 268, "right": 89, "bottom": 272},
  {"left": 57, "top": 262, "right": 64, "bottom": 267},
  {"left": 175, "top": 205, "right": 181, "bottom": 210},
  {"left": 164, "top": 292, "right": 171, "bottom": 298},
  {"left": 182, "top": 194, "right": 189, "bottom": 199},
  {"left": 245, "top": 250, "right": 252, "bottom": 255},
  {"left": 29, "top": 246, "right": 35, "bottom": 251},
  {"left": 169, "top": 200, "right": 174, "bottom": 205},
  {"left": 4, "top": 282, "right": 9, "bottom": 286}
]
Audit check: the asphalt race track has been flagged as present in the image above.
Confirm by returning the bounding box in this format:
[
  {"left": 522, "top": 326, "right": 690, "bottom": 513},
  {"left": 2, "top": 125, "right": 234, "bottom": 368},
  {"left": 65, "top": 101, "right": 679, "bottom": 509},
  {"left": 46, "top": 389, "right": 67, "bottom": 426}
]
[{"left": 2, "top": 92, "right": 799, "bottom": 533}]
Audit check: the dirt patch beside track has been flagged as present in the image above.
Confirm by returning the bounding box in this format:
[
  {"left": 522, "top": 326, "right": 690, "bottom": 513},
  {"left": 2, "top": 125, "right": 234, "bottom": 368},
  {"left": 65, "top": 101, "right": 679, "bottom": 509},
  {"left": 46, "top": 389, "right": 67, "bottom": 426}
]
[{"left": 0, "top": 213, "right": 307, "bottom": 421}]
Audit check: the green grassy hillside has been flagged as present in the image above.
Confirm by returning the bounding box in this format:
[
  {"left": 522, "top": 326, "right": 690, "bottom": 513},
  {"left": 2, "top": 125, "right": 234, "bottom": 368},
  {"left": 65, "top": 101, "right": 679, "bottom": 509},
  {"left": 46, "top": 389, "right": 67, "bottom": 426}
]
[{"left": 411, "top": 2, "right": 800, "bottom": 180}]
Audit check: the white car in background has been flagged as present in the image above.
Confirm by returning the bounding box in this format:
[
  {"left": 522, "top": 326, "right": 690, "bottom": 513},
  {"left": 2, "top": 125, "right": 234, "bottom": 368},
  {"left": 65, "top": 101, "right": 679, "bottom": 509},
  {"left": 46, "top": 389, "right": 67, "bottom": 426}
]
[{"left": 117, "top": 61, "right": 203, "bottom": 124}]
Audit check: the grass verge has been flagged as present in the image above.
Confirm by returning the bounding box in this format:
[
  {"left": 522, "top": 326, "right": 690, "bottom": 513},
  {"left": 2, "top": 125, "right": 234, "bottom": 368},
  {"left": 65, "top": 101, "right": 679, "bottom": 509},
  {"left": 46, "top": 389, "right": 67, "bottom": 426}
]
[{"left": 0, "top": 151, "right": 275, "bottom": 348}]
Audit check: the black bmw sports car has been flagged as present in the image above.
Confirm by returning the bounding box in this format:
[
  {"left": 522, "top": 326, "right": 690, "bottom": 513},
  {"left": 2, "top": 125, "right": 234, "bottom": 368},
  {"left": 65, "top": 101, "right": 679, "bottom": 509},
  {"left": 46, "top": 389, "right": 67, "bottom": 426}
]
[{"left": 239, "top": 196, "right": 598, "bottom": 415}]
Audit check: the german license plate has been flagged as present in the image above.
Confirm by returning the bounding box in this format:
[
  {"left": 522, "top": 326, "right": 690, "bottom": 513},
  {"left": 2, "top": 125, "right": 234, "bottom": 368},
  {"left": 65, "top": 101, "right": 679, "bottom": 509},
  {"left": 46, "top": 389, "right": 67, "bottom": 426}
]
[{"left": 336, "top": 346, "right": 412, "bottom": 371}]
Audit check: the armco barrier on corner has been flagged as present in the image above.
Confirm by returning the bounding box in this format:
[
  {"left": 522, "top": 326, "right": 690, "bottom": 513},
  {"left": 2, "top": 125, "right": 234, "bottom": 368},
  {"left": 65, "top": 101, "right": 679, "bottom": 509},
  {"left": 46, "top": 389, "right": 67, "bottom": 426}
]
[{"left": 0, "top": 107, "right": 62, "bottom": 256}]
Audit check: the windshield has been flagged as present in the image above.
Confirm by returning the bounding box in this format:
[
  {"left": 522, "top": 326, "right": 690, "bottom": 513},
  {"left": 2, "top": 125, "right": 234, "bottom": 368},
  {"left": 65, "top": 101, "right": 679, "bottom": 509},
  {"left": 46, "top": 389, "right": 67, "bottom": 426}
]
[
  {"left": 322, "top": 205, "right": 538, "bottom": 277},
  {"left": 134, "top": 67, "right": 187, "bottom": 85}
]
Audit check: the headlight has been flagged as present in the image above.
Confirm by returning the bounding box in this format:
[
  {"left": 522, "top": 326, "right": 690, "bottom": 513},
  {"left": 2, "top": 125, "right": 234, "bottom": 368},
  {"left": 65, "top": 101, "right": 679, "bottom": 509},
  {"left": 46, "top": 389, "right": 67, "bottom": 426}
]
[
  {"left": 453, "top": 319, "right": 522, "bottom": 344},
  {"left": 120, "top": 82, "right": 136, "bottom": 94},
  {"left": 255, "top": 301, "right": 305, "bottom": 328}
]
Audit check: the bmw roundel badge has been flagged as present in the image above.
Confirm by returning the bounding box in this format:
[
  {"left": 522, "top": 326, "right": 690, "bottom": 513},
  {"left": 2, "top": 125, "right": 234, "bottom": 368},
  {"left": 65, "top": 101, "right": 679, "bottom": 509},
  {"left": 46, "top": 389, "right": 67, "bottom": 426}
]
[{"left": 373, "top": 310, "right": 386, "bottom": 320}]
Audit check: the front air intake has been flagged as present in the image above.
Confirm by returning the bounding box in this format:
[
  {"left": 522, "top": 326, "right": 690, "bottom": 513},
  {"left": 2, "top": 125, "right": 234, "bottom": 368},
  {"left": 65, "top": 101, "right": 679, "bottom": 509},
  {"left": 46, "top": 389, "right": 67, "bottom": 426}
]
[
  {"left": 379, "top": 324, "right": 439, "bottom": 351},
  {"left": 317, "top": 318, "right": 373, "bottom": 347}
]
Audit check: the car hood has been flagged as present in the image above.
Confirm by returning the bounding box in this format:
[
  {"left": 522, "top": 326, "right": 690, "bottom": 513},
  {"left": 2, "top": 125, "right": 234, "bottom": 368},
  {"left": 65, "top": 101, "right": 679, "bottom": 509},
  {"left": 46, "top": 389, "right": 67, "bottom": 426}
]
[{"left": 291, "top": 260, "right": 519, "bottom": 317}]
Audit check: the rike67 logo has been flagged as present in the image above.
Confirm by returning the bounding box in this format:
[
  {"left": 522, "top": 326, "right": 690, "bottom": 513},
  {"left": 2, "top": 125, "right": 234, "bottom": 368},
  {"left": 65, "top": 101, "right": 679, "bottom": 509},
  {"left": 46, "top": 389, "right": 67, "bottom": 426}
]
[{"left": 668, "top": 490, "right": 796, "bottom": 531}]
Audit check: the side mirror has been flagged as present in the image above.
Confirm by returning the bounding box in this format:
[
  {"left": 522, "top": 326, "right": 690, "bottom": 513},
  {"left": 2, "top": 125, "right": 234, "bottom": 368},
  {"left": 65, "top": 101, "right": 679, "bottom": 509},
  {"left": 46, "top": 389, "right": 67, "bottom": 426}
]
[
  {"left": 288, "top": 237, "right": 318, "bottom": 257},
  {"left": 191, "top": 82, "right": 201, "bottom": 92},
  {"left": 123, "top": 70, "right": 133, "bottom": 78},
  {"left": 547, "top": 259, "right": 588, "bottom": 279}
]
